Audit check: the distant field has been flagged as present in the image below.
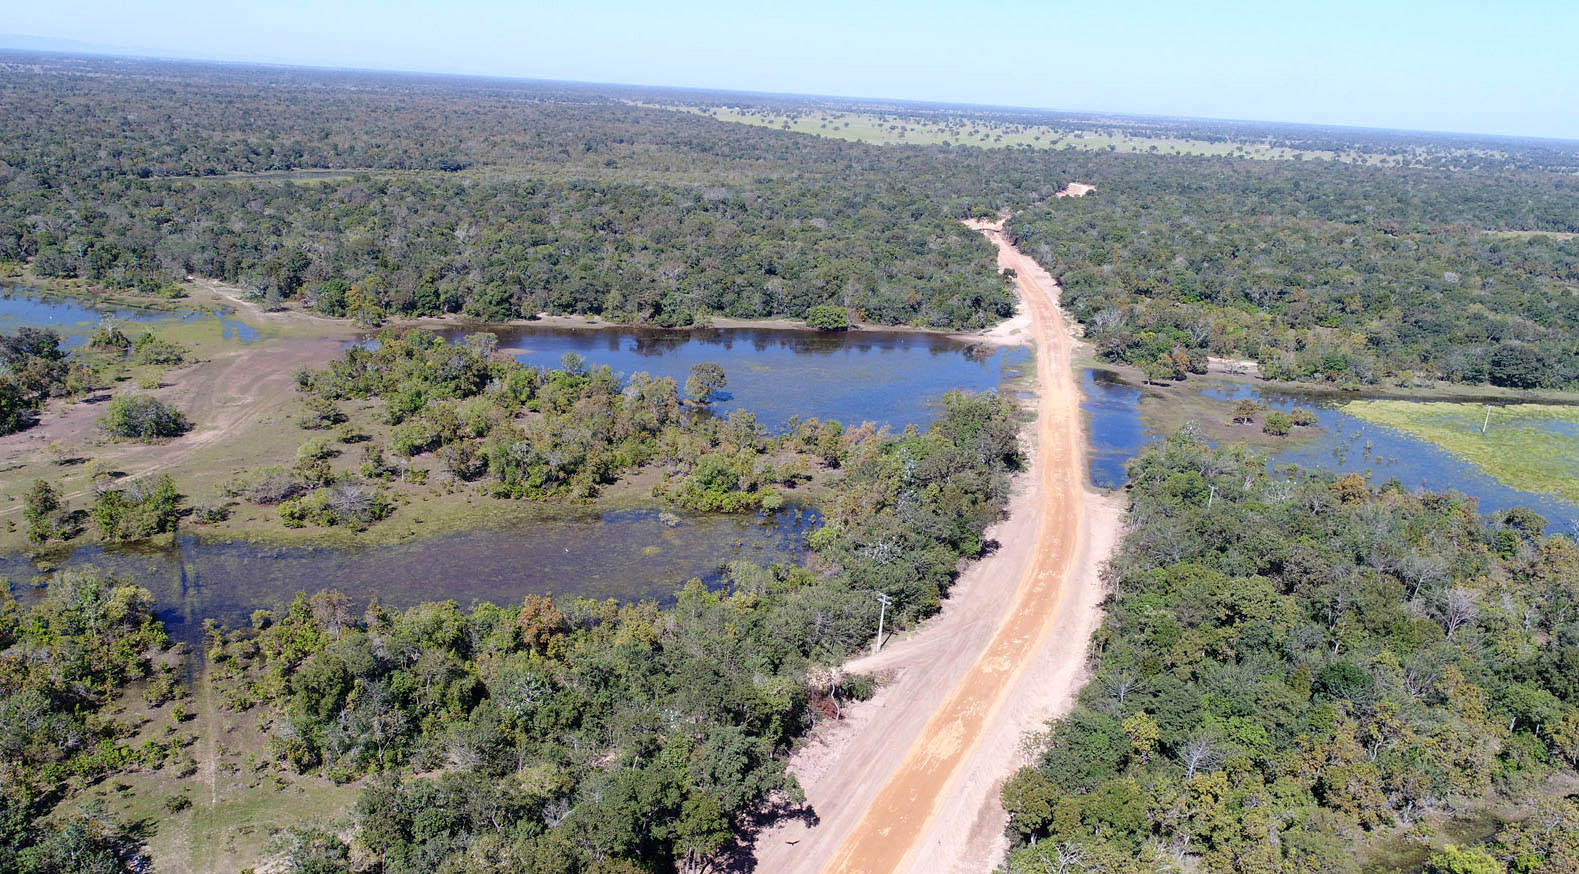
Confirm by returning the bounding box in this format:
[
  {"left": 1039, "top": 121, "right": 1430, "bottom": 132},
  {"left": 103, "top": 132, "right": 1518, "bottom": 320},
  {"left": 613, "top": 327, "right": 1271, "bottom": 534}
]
[
  {"left": 1483, "top": 229, "right": 1579, "bottom": 241},
  {"left": 1343, "top": 400, "right": 1579, "bottom": 505},
  {"left": 650, "top": 104, "right": 1505, "bottom": 165}
]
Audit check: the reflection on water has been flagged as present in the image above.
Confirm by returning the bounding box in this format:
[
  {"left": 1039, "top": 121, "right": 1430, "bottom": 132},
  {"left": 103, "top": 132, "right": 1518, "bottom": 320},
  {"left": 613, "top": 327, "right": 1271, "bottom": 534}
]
[
  {"left": 1082, "top": 369, "right": 1148, "bottom": 489},
  {"left": 437, "top": 323, "right": 1031, "bottom": 430},
  {"left": 1, "top": 288, "right": 1033, "bottom": 633},
  {"left": 2, "top": 507, "right": 817, "bottom": 645},
  {"left": 1079, "top": 370, "right": 1579, "bottom": 532},
  {"left": 0, "top": 286, "right": 259, "bottom": 345}
]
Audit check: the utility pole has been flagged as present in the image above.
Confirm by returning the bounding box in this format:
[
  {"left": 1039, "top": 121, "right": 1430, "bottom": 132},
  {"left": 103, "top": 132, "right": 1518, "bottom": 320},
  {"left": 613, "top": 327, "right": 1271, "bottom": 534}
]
[
  {"left": 872, "top": 592, "right": 894, "bottom": 655},
  {"left": 1482, "top": 405, "right": 1492, "bottom": 435},
  {"left": 1207, "top": 485, "right": 1216, "bottom": 510}
]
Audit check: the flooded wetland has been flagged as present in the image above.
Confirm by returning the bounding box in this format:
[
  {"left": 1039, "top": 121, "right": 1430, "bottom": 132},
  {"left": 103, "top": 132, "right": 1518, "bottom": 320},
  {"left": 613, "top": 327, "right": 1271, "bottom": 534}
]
[
  {"left": 6, "top": 286, "right": 1579, "bottom": 646},
  {"left": 0, "top": 288, "right": 1024, "bottom": 638}
]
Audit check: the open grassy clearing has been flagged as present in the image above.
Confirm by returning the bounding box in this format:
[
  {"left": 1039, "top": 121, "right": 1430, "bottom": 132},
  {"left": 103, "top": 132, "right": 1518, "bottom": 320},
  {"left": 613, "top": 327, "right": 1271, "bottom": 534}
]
[
  {"left": 1343, "top": 400, "right": 1579, "bottom": 504},
  {"left": 649, "top": 104, "right": 1504, "bottom": 166},
  {"left": 63, "top": 672, "right": 362, "bottom": 874},
  {"left": 1483, "top": 229, "right": 1579, "bottom": 240}
]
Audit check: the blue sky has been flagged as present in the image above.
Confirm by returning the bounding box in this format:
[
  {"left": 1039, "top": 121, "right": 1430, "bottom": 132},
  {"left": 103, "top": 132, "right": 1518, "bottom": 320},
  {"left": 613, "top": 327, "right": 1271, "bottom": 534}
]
[{"left": 7, "top": 0, "right": 1577, "bottom": 139}]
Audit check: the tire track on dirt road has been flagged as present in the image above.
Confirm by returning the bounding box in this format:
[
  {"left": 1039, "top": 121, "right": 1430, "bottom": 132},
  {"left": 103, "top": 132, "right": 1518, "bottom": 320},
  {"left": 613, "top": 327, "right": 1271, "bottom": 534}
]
[
  {"left": 753, "top": 216, "right": 1108, "bottom": 874},
  {"left": 817, "top": 219, "right": 1090, "bottom": 874}
]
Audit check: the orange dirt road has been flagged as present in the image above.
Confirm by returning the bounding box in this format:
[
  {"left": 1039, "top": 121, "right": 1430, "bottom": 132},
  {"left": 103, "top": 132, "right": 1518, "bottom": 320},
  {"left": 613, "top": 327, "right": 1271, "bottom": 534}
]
[{"left": 811, "top": 219, "right": 1090, "bottom": 874}]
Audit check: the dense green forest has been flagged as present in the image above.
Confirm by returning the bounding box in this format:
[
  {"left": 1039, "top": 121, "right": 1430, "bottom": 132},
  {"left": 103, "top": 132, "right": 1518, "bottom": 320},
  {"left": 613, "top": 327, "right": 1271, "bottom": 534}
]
[
  {"left": 1001, "top": 434, "right": 1579, "bottom": 873},
  {"left": 1007, "top": 160, "right": 1579, "bottom": 388},
  {"left": 0, "top": 54, "right": 1018, "bottom": 328}
]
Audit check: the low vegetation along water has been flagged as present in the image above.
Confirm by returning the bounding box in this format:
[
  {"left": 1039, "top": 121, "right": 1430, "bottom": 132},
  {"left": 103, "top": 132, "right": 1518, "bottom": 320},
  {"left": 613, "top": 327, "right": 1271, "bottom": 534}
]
[
  {"left": 438, "top": 322, "right": 1030, "bottom": 430},
  {"left": 0, "top": 285, "right": 259, "bottom": 344},
  {"left": 4, "top": 507, "right": 817, "bottom": 647},
  {"left": 1081, "top": 368, "right": 1579, "bottom": 531},
  {"left": 0, "top": 292, "right": 1022, "bottom": 640}
]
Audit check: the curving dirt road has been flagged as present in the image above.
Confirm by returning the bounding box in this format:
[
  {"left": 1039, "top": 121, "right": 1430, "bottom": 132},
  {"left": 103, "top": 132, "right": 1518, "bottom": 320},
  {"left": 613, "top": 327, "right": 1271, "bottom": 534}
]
[{"left": 753, "top": 218, "right": 1112, "bottom": 874}]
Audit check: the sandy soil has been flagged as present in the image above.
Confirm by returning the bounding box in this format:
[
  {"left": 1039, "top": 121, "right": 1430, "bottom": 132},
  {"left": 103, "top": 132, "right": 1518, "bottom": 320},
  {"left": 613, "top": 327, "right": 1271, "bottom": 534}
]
[
  {"left": 750, "top": 220, "right": 1119, "bottom": 873},
  {"left": 1056, "top": 182, "right": 1096, "bottom": 198},
  {"left": 1207, "top": 355, "right": 1261, "bottom": 377}
]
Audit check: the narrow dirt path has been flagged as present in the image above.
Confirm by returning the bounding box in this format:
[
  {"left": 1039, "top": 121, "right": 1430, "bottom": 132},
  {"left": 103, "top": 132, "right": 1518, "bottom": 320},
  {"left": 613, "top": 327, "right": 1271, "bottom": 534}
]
[
  {"left": 200, "top": 665, "right": 219, "bottom": 807},
  {"left": 753, "top": 218, "right": 1109, "bottom": 873}
]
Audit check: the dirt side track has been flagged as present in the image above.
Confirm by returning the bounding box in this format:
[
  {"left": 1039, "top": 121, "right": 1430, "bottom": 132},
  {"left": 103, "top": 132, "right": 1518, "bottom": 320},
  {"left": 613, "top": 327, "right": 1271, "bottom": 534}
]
[{"left": 752, "top": 219, "right": 1114, "bottom": 873}]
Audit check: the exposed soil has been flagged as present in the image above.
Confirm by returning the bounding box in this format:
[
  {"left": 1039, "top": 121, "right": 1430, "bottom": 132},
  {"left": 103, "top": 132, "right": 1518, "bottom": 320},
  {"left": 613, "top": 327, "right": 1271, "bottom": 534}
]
[
  {"left": 0, "top": 296, "right": 349, "bottom": 519},
  {"left": 750, "top": 221, "right": 1120, "bottom": 873}
]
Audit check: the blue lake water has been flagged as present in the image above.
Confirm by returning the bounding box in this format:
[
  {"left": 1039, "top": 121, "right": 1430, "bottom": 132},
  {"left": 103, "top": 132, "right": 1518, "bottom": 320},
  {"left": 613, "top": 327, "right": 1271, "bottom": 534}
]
[
  {"left": 0, "top": 286, "right": 259, "bottom": 345},
  {"left": 1082, "top": 369, "right": 1149, "bottom": 489},
  {"left": 0, "top": 289, "right": 1025, "bottom": 634},
  {"left": 20, "top": 280, "right": 1577, "bottom": 626},
  {"left": 438, "top": 323, "right": 1032, "bottom": 431},
  {"left": 1080, "top": 370, "right": 1579, "bottom": 533},
  {"left": 4, "top": 507, "right": 817, "bottom": 646}
]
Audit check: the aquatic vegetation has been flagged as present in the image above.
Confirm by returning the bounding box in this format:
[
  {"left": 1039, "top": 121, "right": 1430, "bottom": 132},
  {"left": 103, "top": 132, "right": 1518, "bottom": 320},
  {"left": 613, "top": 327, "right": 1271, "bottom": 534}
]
[
  {"left": 16, "top": 382, "right": 1023, "bottom": 872},
  {"left": 1344, "top": 400, "right": 1579, "bottom": 504}
]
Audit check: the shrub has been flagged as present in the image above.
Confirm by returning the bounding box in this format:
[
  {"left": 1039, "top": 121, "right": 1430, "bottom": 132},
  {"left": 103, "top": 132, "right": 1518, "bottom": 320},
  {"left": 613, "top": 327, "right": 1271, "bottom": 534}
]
[
  {"left": 686, "top": 362, "right": 728, "bottom": 404},
  {"left": 99, "top": 394, "right": 190, "bottom": 440},
  {"left": 131, "top": 332, "right": 186, "bottom": 365},
  {"left": 390, "top": 420, "right": 442, "bottom": 457},
  {"left": 23, "top": 478, "right": 60, "bottom": 544},
  {"left": 92, "top": 475, "right": 180, "bottom": 541},
  {"left": 805, "top": 304, "right": 850, "bottom": 331},
  {"left": 280, "top": 483, "right": 390, "bottom": 529},
  {"left": 238, "top": 467, "right": 308, "bottom": 504},
  {"left": 0, "top": 378, "right": 26, "bottom": 435},
  {"left": 297, "top": 437, "right": 337, "bottom": 462},
  {"left": 1488, "top": 342, "right": 1549, "bottom": 389},
  {"left": 192, "top": 501, "right": 230, "bottom": 524},
  {"left": 298, "top": 395, "right": 347, "bottom": 429},
  {"left": 90, "top": 325, "right": 132, "bottom": 349},
  {"left": 1262, "top": 410, "right": 1292, "bottom": 436},
  {"left": 313, "top": 280, "right": 351, "bottom": 317}
]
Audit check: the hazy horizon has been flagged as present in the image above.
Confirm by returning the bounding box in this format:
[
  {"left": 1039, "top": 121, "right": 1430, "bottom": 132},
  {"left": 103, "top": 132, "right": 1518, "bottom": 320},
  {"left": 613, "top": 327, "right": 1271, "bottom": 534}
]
[
  {"left": 2, "top": 37, "right": 1573, "bottom": 147},
  {"left": 5, "top": 0, "right": 1577, "bottom": 141}
]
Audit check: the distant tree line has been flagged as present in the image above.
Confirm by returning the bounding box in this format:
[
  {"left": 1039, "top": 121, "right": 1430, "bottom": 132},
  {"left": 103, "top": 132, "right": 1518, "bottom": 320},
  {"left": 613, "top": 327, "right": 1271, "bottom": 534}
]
[{"left": 1007, "top": 158, "right": 1579, "bottom": 389}]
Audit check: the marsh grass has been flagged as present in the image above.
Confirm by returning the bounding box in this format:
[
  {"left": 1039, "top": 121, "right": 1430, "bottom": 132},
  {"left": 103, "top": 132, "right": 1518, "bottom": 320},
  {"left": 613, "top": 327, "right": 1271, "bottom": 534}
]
[{"left": 1344, "top": 400, "right": 1579, "bottom": 504}]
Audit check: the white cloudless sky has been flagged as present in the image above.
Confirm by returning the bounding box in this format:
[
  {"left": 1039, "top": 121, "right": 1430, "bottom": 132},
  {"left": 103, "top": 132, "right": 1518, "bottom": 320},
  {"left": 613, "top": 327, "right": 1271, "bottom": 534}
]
[{"left": 7, "top": 0, "right": 1578, "bottom": 139}]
